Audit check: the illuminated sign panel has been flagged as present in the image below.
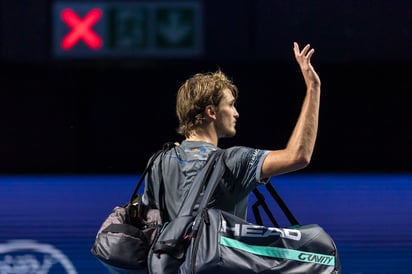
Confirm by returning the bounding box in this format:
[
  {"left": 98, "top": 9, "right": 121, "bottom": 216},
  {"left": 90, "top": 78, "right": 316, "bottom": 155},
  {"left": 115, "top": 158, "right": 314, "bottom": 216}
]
[
  {"left": 52, "top": 2, "right": 203, "bottom": 58},
  {"left": 60, "top": 8, "right": 103, "bottom": 50}
]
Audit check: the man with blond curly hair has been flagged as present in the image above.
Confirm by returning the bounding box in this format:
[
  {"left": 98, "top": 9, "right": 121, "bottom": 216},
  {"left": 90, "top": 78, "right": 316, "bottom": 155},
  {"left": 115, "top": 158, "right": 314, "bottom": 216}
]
[{"left": 143, "top": 42, "right": 321, "bottom": 221}]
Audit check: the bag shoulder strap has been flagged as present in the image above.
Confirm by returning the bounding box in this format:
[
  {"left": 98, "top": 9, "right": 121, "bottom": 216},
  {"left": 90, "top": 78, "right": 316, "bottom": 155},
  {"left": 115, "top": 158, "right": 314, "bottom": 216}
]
[
  {"left": 176, "top": 149, "right": 226, "bottom": 218},
  {"left": 130, "top": 142, "right": 176, "bottom": 203},
  {"left": 188, "top": 150, "right": 226, "bottom": 234}
]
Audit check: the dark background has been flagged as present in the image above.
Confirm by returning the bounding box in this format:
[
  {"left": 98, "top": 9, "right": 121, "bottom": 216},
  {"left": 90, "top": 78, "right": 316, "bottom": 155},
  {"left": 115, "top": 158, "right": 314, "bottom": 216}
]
[{"left": 1, "top": 0, "right": 412, "bottom": 174}]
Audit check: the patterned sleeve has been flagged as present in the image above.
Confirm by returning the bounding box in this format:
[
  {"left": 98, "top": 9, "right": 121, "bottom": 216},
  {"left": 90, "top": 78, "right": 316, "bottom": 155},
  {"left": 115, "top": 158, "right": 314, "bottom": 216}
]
[{"left": 222, "top": 146, "right": 270, "bottom": 197}]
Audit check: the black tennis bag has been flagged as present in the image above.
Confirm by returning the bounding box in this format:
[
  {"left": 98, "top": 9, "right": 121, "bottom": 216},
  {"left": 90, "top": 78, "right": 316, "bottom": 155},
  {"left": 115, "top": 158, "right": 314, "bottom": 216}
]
[
  {"left": 148, "top": 149, "right": 341, "bottom": 274},
  {"left": 181, "top": 205, "right": 340, "bottom": 273}
]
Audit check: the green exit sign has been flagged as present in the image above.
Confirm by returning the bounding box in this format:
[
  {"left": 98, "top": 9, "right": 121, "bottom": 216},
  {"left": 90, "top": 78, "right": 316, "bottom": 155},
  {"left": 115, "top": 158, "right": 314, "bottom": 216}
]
[{"left": 53, "top": 2, "right": 203, "bottom": 58}]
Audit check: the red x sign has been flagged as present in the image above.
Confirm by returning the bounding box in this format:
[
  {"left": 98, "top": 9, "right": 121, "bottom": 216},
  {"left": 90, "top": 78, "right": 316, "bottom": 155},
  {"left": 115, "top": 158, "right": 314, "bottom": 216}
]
[{"left": 60, "top": 8, "right": 103, "bottom": 50}]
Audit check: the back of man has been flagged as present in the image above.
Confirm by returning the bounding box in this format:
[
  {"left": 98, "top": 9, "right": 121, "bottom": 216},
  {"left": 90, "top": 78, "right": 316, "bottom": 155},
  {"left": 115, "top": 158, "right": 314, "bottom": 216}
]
[{"left": 142, "top": 140, "right": 269, "bottom": 221}]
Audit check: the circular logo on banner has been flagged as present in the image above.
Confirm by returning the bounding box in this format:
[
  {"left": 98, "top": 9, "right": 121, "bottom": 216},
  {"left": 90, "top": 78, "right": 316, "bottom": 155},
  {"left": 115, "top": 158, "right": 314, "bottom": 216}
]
[{"left": 0, "top": 240, "right": 77, "bottom": 274}]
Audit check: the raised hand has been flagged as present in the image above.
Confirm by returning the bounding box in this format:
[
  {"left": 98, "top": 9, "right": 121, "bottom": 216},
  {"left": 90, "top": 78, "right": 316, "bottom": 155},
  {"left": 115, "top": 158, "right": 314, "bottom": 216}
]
[{"left": 293, "top": 42, "right": 321, "bottom": 89}]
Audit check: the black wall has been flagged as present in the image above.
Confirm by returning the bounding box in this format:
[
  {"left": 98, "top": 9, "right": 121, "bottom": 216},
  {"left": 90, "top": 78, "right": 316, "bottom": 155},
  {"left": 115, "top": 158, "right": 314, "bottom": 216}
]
[{"left": 1, "top": 0, "right": 411, "bottom": 174}]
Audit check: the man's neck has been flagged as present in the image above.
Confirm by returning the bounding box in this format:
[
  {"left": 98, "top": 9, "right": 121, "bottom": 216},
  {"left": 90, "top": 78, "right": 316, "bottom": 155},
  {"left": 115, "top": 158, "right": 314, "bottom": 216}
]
[{"left": 186, "top": 136, "right": 217, "bottom": 146}]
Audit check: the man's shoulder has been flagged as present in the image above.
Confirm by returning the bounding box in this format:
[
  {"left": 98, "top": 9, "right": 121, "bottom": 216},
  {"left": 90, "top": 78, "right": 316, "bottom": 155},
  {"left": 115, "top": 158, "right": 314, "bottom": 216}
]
[
  {"left": 224, "top": 146, "right": 269, "bottom": 163},
  {"left": 176, "top": 141, "right": 218, "bottom": 160}
]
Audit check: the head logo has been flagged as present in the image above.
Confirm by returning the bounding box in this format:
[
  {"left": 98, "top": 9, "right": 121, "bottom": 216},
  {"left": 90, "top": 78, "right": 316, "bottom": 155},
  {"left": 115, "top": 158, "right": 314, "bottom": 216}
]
[{"left": 0, "top": 240, "right": 78, "bottom": 274}]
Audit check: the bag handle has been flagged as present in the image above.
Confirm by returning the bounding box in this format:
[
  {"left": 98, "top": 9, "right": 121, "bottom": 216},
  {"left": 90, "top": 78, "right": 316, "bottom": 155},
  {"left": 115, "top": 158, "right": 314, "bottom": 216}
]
[
  {"left": 252, "top": 183, "right": 299, "bottom": 227},
  {"left": 252, "top": 188, "right": 280, "bottom": 227}
]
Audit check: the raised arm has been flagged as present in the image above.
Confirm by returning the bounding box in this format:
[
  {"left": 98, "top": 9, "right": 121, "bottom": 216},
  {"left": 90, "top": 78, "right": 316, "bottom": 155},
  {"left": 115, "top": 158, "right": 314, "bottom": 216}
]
[{"left": 261, "top": 42, "right": 321, "bottom": 178}]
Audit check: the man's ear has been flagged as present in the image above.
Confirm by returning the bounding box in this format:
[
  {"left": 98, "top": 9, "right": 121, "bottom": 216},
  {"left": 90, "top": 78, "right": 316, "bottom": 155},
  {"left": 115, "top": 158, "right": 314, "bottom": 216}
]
[{"left": 205, "top": 105, "right": 216, "bottom": 120}]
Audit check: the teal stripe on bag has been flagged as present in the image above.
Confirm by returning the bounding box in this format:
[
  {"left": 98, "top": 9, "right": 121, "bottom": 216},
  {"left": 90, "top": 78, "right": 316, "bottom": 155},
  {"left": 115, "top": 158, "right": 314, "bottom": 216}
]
[{"left": 219, "top": 236, "right": 335, "bottom": 267}]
